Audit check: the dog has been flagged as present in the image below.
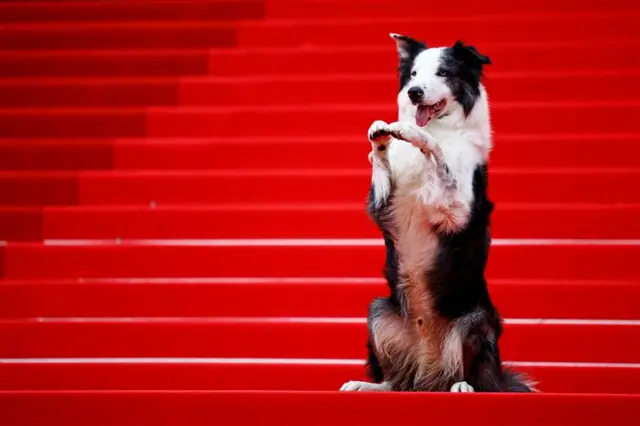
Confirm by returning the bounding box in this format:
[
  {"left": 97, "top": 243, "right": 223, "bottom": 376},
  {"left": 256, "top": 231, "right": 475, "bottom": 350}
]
[{"left": 340, "top": 34, "right": 534, "bottom": 393}]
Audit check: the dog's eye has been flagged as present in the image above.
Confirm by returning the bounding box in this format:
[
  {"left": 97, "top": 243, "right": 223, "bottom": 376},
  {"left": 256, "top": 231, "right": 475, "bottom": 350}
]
[
  {"left": 410, "top": 71, "right": 417, "bottom": 77},
  {"left": 437, "top": 70, "right": 448, "bottom": 77}
]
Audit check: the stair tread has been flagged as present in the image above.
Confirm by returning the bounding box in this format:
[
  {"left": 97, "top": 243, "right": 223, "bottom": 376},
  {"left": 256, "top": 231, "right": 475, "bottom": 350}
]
[
  {"left": 0, "top": 360, "right": 638, "bottom": 394},
  {"left": 1, "top": 277, "right": 638, "bottom": 319}
]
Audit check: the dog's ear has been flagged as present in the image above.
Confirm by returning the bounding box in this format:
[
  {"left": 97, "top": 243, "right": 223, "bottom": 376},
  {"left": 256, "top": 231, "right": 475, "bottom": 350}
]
[
  {"left": 452, "top": 40, "right": 492, "bottom": 67},
  {"left": 389, "top": 33, "right": 427, "bottom": 60}
]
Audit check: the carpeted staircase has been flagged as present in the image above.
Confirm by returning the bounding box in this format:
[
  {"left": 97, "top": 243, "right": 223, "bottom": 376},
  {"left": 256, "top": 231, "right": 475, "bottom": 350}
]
[{"left": 0, "top": 0, "right": 639, "bottom": 424}]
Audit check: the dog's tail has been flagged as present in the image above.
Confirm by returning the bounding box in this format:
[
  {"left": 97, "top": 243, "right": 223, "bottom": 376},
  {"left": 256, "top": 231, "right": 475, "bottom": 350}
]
[{"left": 503, "top": 367, "right": 539, "bottom": 392}]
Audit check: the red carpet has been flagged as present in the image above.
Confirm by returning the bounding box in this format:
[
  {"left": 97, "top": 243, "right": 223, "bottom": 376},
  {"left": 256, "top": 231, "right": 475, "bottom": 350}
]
[{"left": 0, "top": 0, "right": 639, "bottom": 425}]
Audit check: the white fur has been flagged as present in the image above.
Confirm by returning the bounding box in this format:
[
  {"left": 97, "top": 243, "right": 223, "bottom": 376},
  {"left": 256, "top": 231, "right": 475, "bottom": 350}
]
[
  {"left": 340, "top": 381, "right": 392, "bottom": 392},
  {"left": 370, "top": 44, "right": 492, "bottom": 236},
  {"left": 399, "top": 47, "right": 450, "bottom": 107},
  {"left": 450, "top": 381, "right": 475, "bottom": 392},
  {"left": 441, "top": 322, "right": 464, "bottom": 381}
]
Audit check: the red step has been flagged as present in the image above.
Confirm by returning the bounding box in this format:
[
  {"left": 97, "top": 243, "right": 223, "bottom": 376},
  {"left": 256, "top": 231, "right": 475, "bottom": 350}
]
[
  {"left": 144, "top": 103, "right": 640, "bottom": 138},
  {"left": 0, "top": 13, "right": 635, "bottom": 50},
  {"left": 181, "top": 71, "right": 640, "bottom": 104},
  {"left": 1, "top": 203, "right": 639, "bottom": 241},
  {"left": 0, "top": 103, "right": 635, "bottom": 138},
  {"left": 0, "top": 135, "right": 636, "bottom": 171},
  {"left": 0, "top": 21, "right": 239, "bottom": 50},
  {"left": 2, "top": 43, "right": 638, "bottom": 78},
  {"left": 235, "top": 13, "right": 639, "bottom": 47},
  {"left": 208, "top": 42, "right": 640, "bottom": 76},
  {"left": 1, "top": 242, "right": 638, "bottom": 280},
  {"left": 0, "top": 49, "right": 213, "bottom": 78},
  {"left": 1, "top": 71, "right": 638, "bottom": 107},
  {"left": 0, "top": 78, "right": 180, "bottom": 108},
  {"left": 0, "top": 360, "right": 637, "bottom": 394},
  {"left": 2, "top": 391, "right": 638, "bottom": 426},
  {"left": 1, "top": 317, "right": 639, "bottom": 362},
  {"left": 1, "top": 0, "right": 636, "bottom": 420},
  {"left": 266, "top": 0, "right": 640, "bottom": 18},
  {"left": 0, "top": 0, "right": 265, "bottom": 23},
  {"left": 1, "top": 0, "right": 634, "bottom": 23},
  {"left": 1, "top": 278, "right": 638, "bottom": 319},
  {"left": 0, "top": 169, "right": 637, "bottom": 206}
]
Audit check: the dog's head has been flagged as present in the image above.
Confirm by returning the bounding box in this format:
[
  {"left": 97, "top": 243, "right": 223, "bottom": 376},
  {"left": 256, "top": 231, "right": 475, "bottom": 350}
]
[{"left": 390, "top": 34, "right": 491, "bottom": 127}]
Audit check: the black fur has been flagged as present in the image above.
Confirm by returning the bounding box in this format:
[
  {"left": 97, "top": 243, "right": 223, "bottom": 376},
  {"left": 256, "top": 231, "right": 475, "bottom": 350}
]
[
  {"left": 366, "top": 185, "right": 401, "bottom": 311},
  {"left": 439, "top": 40, "right": 492, "bottom": 116},
  {"left": 428, "top": 165, "right": 494, "bottom": 320},
  {"left": 391, "top": 34, "right": 427, "bottom": 90}
]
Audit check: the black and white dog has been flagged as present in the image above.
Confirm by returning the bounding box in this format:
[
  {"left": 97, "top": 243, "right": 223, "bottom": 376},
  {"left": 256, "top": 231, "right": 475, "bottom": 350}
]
[{"left": 340, "top": 34, "right": 534, "bottom": 393}]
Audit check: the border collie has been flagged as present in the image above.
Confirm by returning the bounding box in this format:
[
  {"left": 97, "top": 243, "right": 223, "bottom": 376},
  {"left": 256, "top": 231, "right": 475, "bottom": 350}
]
[{"left": 340, "top": 34, "right": 534, "bottom": 393}]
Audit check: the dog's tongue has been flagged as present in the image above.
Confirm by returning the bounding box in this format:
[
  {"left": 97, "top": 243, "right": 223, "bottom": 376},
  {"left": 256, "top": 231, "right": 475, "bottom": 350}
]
[{"left": 416, "top": 105, "right": 432, "bottom": 127}]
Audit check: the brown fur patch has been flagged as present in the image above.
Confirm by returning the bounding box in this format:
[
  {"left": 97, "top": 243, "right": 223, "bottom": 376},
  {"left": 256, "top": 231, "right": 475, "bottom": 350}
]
[{"left": 372, "top": 266, "right": 465, "bottom": 391}]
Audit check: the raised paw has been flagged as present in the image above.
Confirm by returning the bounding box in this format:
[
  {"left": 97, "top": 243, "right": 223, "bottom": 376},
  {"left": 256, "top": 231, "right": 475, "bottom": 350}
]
[
  {"left": 450, "top": 381, "right": 475, "bottom": 393},
  {"left": 340, "top": 381, "right": 389, "bottom": 392},
  {"left": 368, "top": 120, "right": 393, "bottom": 146}
]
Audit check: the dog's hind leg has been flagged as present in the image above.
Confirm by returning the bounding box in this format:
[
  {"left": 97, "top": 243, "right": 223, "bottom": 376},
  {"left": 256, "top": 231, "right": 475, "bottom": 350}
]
[
  {"left": 340, "top": 284, "right": 395, "bottom": 393},
  {"left": 340, "top": 297, "right": 414, "bottom": 392},
  {"left": 463, "top": 322, "right": 535, "bottom": 393},
  {"left": 340, "top": 380, "right": 392, "bottom": 392},
  {"left": 340, "top": 298, "right": 396, "bottom": 392},
  {"left": 366, "top": 336, "right": 385, "bottom": 383}
]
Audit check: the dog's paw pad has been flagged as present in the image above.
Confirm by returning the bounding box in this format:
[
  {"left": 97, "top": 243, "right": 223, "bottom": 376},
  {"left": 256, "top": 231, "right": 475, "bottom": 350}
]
[{"left": 450, "top": 381, "right": 475, "bottom": 393}]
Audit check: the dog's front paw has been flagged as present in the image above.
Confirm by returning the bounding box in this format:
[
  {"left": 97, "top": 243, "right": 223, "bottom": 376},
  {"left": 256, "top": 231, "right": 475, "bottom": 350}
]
[
  {"left": 368, "top": 120, "right": 393, "bottom": 146},
  {"left": 386, "top": 122, "right": 436, "bottom": 154}
]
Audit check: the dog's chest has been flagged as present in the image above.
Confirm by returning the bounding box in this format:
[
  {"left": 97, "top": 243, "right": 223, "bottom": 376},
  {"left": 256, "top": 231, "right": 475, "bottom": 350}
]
[{"left": 389, "top": 187, "right": 440, "bottom": 275}]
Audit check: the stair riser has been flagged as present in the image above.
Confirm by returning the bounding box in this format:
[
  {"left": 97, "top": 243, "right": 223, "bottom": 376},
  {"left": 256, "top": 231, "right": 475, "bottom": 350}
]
[
  {"left": 2, "top": 44, "right": 638, "bottom": 77},
  {"left": 1, "top": 205, "right": 639, "bottom": 240},
  {"left": 0, "top": 171, "right": 637, "bottom": 205},
  {"left": 2, "top": 244, "right": 638, "bottom": 280},
  {"left": 0, "top": 0, "right": 265, "bottom": 23},
  {"left": 1, "top": 14, "right": 636, "bottom": 49},
  {"left": 0, "top": 73, "right": 637, "bottom": 107},
  {"left": 0, "top": 104, "right": 636, "bottom": 137},
  {"left": 1, "top": 320, "right": 638, "bottom": 362},
  {"left": 1, "top": 280, "right": 637, "bottom": 319},
  {"left": 0, "top": 137, "right": 638, "bottom": 170},
  {"left": 0, "top": 362, "right": 637, "bottom": 394},
  {"left": 1, "top": 0, "right": 635, "bottom": 22}
]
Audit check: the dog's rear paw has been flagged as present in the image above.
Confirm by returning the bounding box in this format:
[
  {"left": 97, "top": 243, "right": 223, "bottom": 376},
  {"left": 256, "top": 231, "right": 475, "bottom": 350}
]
[
  {"left": 340, "top": 381, "right": 389, "bottom": 392},
  {"left": 450, "top": 381, "right": 475, "bottom": 393}
]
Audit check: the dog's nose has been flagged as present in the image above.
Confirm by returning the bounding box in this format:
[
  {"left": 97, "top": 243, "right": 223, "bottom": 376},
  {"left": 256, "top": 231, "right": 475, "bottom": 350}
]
[{"left": 407, "top": 86, "right": 424, "bottom": 103}]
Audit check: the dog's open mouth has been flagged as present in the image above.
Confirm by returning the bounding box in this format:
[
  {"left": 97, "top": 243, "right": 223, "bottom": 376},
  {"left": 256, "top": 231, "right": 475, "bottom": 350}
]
[{"left": 416, "top": 100, "right": 446, "bottom": 127}]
